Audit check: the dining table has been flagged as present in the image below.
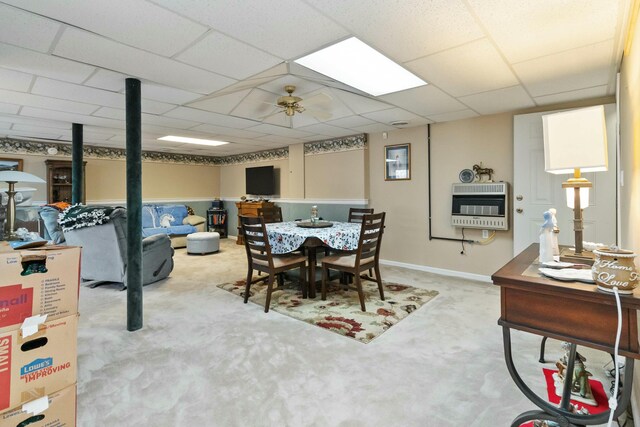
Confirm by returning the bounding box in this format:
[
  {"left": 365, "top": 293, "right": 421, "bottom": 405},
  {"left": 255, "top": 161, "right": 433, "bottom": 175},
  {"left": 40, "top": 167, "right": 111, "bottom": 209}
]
[{"left": 265, "top": 221, "right": 361, "bottom": 298}]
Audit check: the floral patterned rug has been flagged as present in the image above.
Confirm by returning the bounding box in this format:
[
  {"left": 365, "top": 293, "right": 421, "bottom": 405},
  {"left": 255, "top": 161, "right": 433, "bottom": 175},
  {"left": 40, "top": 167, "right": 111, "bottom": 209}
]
[{"left": 217, "top": 278, "right": 439, "bottom": 344}]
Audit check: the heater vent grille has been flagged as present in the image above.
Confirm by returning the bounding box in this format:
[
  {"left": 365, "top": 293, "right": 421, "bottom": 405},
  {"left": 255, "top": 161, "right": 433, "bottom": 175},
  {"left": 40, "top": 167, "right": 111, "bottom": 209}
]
[
  {"left": 451, "top": 182, "right": 509, "bottom": 230},
  {"left": 452, "top": 182, "right": 507, "bottom": 195}
]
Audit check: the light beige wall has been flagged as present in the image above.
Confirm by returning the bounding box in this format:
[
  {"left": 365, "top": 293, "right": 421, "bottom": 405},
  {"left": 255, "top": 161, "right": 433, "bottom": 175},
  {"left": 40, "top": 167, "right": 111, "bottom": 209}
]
[
  {"left": 288, "top": 144, "right": 305, "bottom": 198},
  {"left": 368, "top": 117, "right": 514, "bottom": 276},
  {"left": 305, "top": 149, "right": 367, "bottom": 200},
  {"left": 219, "top": 158, "right": 289, "bottom": 198},
  {"left": 0, "top": 152, "right": 220, "bottom": 203}
]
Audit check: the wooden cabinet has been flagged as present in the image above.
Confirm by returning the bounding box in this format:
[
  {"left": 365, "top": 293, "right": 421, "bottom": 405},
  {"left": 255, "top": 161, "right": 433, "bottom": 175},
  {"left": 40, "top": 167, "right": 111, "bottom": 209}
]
[
  {"left": 236, "top": 201, "right": 274, "bottom": 244},
  {"left": 45, "top": 160, "right": 86, "bottom": 204}
]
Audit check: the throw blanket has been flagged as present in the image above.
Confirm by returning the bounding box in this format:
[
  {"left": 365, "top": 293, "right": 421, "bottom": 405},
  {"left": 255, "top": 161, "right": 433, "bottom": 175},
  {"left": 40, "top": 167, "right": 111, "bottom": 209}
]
[{"left": 59, "top": 204, "right": 117, "bottom": 232}]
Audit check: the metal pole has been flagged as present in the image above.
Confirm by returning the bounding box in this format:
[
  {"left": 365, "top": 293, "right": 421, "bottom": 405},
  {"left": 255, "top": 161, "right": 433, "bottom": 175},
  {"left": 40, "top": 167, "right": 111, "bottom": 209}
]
[
  {"left": 71, "top": 123, "right": 83, "bottom": 204},
  {"left": 125, "top": 78, "right": 143, "bottom": 332}
]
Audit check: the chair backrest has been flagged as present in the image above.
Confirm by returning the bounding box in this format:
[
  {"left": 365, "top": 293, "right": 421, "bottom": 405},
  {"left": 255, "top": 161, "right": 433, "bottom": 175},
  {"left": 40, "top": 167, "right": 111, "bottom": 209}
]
[
  {"left": 355, "top": 212, "right": 385, "bottom": 266},
  {"left": 240, "top": 215, "right": 273, "bottom": 271},
  {"left": 348, "top": 207, "right": 374, "bottom": 223},
  {"left": 258, "top": 206, "right": 283, "bottom": 223}
]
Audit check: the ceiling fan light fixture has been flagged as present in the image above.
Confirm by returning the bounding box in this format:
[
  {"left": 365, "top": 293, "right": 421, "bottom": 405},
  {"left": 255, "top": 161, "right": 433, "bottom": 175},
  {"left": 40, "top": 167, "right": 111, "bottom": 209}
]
[
  {"left": 295, "top": 37, "right": 427, "bottom": 96},
  {"left": 158, "top": 135, "right": 230, "bottom": 147}
]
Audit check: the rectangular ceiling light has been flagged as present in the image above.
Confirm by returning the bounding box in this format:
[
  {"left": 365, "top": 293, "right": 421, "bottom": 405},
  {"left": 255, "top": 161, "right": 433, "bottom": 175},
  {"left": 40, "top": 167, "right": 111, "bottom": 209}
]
[
  {"left": 295, "top": 37, "right": 427, "bottom": 96},
  {"left": 158, "top": 135, "right": 229, "bottom": 146}
]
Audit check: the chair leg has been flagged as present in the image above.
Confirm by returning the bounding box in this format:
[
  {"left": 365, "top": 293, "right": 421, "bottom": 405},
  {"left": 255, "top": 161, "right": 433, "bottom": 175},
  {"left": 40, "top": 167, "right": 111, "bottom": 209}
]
[
  {"left": 300, "top": 264, "right": 307, "bottom": 299},
  {"left": 374, "top": 265, "right": 385, "bottom": 301},
  {"left": 264, "top": 275, "right": 275, "bottom": 313},
  {"left": 321, "top": 265, "right": 328, "bottom": 301},
  {"left": 277, "top": 273, "right": 284, "bottom": 288},
  {"left": 244, "top": 267, "right": 253, "bottom": 304},
  {"left": 354, "top": 274, "right": 366, "bottom": 312}
]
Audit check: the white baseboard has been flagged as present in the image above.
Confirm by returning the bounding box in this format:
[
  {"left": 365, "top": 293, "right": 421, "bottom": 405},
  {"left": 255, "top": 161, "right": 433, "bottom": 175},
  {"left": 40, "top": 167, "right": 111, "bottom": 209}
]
[{"left": 379, "top": 258, "right": 492, "bottom": 283}]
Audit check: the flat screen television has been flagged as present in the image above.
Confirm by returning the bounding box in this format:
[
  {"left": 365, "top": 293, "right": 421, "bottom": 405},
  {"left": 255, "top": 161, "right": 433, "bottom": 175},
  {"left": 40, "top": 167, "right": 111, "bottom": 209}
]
[{"left": 246, "top": 165, "right": 275, "bottom": 196}]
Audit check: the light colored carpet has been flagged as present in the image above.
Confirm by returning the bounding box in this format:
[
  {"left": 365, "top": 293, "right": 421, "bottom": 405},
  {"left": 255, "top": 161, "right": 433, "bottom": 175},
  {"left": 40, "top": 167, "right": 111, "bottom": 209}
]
[
  {"left": 76, "top": 239, "right": 622, "bottom": 426},
  {"left": 218, "top": 278, "right": 439, "bottom": 343}
]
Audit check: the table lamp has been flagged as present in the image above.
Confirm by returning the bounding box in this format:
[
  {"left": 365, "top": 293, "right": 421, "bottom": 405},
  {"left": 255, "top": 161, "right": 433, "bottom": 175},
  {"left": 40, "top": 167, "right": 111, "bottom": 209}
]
[
  {"left": 0, "top": 171, "right": 45, "bottom": 240},
  {"left": 542, "top": 105, "right": 608, "bottom": 262}
]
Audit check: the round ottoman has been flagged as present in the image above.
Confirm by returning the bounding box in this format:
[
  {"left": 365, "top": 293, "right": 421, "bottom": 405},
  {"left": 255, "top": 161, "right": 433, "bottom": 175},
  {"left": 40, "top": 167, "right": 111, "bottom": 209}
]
[{"left": 186, "top": 232, "right": 220, "bottom": 255}]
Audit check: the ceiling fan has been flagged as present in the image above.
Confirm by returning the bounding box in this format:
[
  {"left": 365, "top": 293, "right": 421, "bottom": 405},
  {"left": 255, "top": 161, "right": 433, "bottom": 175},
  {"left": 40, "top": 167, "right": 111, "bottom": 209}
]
[{"left": 262, "top": 85, "right": 332, "bottom": 122}]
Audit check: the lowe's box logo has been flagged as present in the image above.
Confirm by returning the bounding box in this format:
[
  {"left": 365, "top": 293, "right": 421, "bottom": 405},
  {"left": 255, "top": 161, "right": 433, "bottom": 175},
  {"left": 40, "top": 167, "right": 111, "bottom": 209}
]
[{"left": 20, "top": 358, "right": 52, "bottom": 376}]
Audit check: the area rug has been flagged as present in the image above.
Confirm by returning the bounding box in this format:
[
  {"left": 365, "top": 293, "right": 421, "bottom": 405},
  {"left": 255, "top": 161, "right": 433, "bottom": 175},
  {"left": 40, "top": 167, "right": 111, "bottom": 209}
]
[
  {"left": 217, "top": 278, "right": 439, "bottom": 344},
  {"left": 520, "top": 368, "right": 608, "bottom": 427}
]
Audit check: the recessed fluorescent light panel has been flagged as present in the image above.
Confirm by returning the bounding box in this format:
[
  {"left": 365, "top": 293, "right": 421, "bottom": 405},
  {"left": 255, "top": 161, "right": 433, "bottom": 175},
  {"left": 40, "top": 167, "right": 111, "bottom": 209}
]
[
  {"left": 295, "top": 37, "right": 427, "bottom": 96},
  {"left": 158, "top": 136, "right": 229, "bottom": 147}
]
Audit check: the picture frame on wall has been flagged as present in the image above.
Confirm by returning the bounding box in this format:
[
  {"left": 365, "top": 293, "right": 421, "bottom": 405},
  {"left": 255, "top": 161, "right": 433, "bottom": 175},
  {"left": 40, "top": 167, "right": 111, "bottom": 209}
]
[
  {"left": 0, "top": 158, "right": 23, "bottom": 171},
  {"left": 384, "top": 144, "right": 410, "bottom": 181}
]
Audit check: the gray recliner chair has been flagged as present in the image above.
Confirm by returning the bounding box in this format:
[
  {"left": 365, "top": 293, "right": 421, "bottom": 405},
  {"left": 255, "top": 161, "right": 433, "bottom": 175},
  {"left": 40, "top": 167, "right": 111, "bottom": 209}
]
[{"left": 63, "top": 207, "right": 174, "bottom": 288}]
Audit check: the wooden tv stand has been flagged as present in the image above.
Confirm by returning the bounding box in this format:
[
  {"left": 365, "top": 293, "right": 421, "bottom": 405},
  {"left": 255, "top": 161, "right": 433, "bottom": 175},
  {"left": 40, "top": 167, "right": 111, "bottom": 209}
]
[{"left": 235, "top": 201, "right": 274, "bottom": 245}]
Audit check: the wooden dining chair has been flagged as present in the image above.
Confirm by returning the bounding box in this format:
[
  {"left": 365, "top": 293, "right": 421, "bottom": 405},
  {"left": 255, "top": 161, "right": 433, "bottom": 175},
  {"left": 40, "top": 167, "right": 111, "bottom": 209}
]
[
  {"left": 257, "top": 206, "right": 283, "bottom": 223},
  {"left": 348, "top": 207, "right": 374, "bottom": 223},
  {"left": 240, "top": 215, "right": 307, "bottom": 312},
  {"left": 320, "top": 212, "right": 385, "bottom": 312}
]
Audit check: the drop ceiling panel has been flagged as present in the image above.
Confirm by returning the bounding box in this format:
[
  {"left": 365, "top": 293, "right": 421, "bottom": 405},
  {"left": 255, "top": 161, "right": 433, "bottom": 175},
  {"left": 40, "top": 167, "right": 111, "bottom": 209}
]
[
  {"left": 32, "top": 77, "right": 123, "bottom": 108},
  {"left": 5, "top": 130, "right": 65, "bottom": 140},
  {"left": 0, "top": 122, "right": 11, "bottom": 130},
  {"left": 361, "top": 108, "right": 431, "bottom": 126},
  {"left": 259, "top": 76, "right": 324, "bottom": 96},
  {"left": 176, "top": 32, "right": 283, "bottom": 80},
  {"left": 142, "top": 84, "right": 202, "bottom": 105},
  {"left": 326, "top": 115, "right": 376, "bottom": 129},
  {"left": 83, "top": 69, "right": 125, "bottom": 92},
  {"left": 380, "top": 85, "right": 468, "bottom": 116},
  {"left": 353, "top": 122, "right": 396, "bottom": 133},
  {"left": 533, "top": 85, "right": 610, "bottom": 106},
  {"left": 229, "top": 89, "right": 282, "bottom": 120},
  {"left": 0, "top": 4, "right": 60, "bottom": 53},
  {"left": 297, "top": 123, "right": 352, "bottom": 137},
  {"left": 513, "top": 40, "right": 615, "bottom": 97},
  {"left": 165, "top": 106, "right": 259, "bottom": 129},
  {"left": 406, "top": 38, "right": 519, "bottom": 97},
  {"left": 263, "top": 112, "right": 319, "bottom": 128},
  {"left": 187, "top": 89, "right": 252, "bottom": 114},
  {"left": 53, "top": 27, "right": 236, "bottom": 94},
  {"left": 0, "top": 103, "right": 20, "bottom": 115},
  {"left": 189, "top": 124, "right": 267, "bottom": 139},
  {"left": 426, "top": 109, "right": 479, "bottom": 122},
  {"left": 3, "top": 0, "right": 208, "bottom": 57},
  {"left": 0, "top": 68, "right": 33, "bottom": 92},
  {"left": 458, "top": 86, "right": 536, "bottom": 115},
  {"left": 0, "top": 42, "right": 95, "bottom": 84},
  {"left": 331, "top": 90, "right": 393, "bottom": 115},
  {"left": 20, "top": 107, "right": 123, "bottom": 129},
  {"left": 0, "top": 114, "right": 70, "bottom": 129},
  {"left": 467, "top": 0, "right": 621, "bottom": 63},
  {"left": 310, "top": 0, "right": 484, "bottom": 62},
  {"left": 152, "top": 0, "right": 349, "bottom": 59},
  {"left": 249, "top": 123, "right": 313, "bottom": 138},
  {"left": 0, "top": 88, "right": 98, "bottom": 115},
  {"left": 92, "top": 107, "right": 199, "bottom": 129}
]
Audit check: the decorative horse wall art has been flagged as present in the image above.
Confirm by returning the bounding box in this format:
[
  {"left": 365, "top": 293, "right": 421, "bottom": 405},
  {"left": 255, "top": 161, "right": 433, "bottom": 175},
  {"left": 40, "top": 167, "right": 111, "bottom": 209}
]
[{"left": 473, "top": 164, "right": 494, "bottom": 182}]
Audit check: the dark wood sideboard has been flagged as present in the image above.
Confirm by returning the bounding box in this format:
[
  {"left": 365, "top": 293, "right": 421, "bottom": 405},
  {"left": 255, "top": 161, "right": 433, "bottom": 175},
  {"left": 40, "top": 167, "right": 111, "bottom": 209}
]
[{"left": 235, "top": 201, "right": 274, "bottom": 245}]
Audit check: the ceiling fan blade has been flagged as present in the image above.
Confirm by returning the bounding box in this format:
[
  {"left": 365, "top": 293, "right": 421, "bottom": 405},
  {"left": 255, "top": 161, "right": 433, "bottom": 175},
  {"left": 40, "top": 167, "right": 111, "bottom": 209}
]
[
  {"left": 258, "top": 108, "right": 283, "bottom": 120},
  {"left": 302, "top": 92, "right": 332, "bottom": 107}
]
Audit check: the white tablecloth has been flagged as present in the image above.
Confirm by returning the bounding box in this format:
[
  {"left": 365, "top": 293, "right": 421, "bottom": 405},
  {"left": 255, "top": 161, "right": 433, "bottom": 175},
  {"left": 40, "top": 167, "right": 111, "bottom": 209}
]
[{"left": 265, "top": 221, "right": 360, "bottom": 254}]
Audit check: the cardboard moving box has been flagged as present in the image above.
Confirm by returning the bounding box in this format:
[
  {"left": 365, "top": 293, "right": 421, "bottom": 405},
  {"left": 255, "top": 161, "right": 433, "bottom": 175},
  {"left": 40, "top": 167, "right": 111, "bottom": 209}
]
[
  {"left": 0, "top": 314, "right": 78, "bottom": 412},
  {"left": 0, "top": 383, "right": 76, "bottom": 427},
  {"left": 0, "top": 246, "right": 80, "bottom": 334}
]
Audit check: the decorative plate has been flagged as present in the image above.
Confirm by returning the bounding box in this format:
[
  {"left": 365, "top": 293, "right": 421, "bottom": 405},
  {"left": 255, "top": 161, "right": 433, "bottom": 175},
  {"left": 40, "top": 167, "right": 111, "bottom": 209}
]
[
  {"left": 296, "top": 221, "right": 333, "bottom": 228},
  {"left": 459, "top": 169, "right": 474, "bottom": 183},
  {"left": 538, "top": 267, "right": 595, "bottom": 283}
]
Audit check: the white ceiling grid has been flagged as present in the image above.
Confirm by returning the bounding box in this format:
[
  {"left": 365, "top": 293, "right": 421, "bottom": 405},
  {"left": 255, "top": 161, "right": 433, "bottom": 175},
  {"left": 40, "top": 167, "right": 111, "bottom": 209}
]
[{"left": 0, "top": 0, "right": 629, "bottom": 155}]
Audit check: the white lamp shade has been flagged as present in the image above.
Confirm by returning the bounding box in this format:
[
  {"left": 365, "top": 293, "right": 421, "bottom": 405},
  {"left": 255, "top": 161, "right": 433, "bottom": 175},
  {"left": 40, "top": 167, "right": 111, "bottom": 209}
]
[
  {"left": 0, "top": 170, "right": 45, "bottom": 183},
  {"left": 542, "top": 105, "right": 608, "bottom": 174},
  {"left": 566, "top": 187, "right": 589, "bottom": 209}
]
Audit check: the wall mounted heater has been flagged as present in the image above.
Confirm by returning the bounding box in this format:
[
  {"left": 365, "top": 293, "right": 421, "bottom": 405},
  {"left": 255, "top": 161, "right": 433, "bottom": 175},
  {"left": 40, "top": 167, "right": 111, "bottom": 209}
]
[{"left": 451, "top": 182, "right": 509, "bottom": 230}]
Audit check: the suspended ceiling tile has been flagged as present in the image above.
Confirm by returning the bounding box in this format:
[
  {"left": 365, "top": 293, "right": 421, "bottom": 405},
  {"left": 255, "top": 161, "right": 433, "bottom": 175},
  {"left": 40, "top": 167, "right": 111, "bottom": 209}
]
[
  {"left": 0, "top": 113, "right": 70, "bottom": 129},
  {"left": 0, "top": 103, "right": 20, "bottom": 115},
  {"left": 152, "top": 0, "right": 349, "bottom": 59},
  {"left": 189, "top": 124, "right": 267, "bottom": 139},
  {"left": 83, "top": 69, "right": 125, "bottom": 92},
  {"left": 0, "top": 88, "right": 98, "bottom": 115},
  {"left": 0, "top": 122, "right": 11, "bottom": 130},
  {"left": 187, "top": 89, "right": 252, "bottom": 115},
  {"left": 12, "top": 123, "right": 75, "bottom": 135},
  {"left": 380, "top": 85, "right": 468, "bottom": 116},
  {"left": 3, "top": 0, "right": 208, "bottom": 57},
  {"left": 141, "top": 99, "right": 175, "bottom": 115},
  {"left": 255, "top": 134, "right": 302, "bottom": 145},
  {"left": 311, "top": 0, "right": 484, "bottom": 62},
  {"left": 259, "top": 76, "right": 324, "bottom": 97},
  {"left": 53, "top": 27, "right": 236, "bottom": 94},
  {"left": 361, "top": 107, "right": 430, "bottom": 126},
  {"left": 533, "top": 85, "right": 610, "bottom": 106},
  {"left": 177, "top": 32, "right": 283, "bottom": 80},
  {"left": 326, "top": 115, "right": 376, "bottom": 129},
  {"left": 142, "top": 84, "right": 202, "bottom": 105},
  {"left": 353, "top": 122, "right": 396, "bottom": 133},
  {"left": 0, "top": 42, "right": 95, "bottom": 84},
  {"left": 249, "top": 123, "right": 312, "bottom": 138},
  {"left": 458, "top": 86, "right": 536, "bottom": 115},
  {"left": 330, "top": 90, "right": 393, "bottom": 115},
  {"left": 7, "top": 129, "right": 63, "bottom": 140},
  {"left": 229, "top": 89, "right": 281, "bottom": 120},
  {"left": 20, "top": 107, "right": 123, "bottom": 129},
  {"left": 427, "top": 109, "right": 479, "bottom": 123},
  {"left": 264, "top": 112, "right": 319, "bottom": 128},
  {"left": 32, "top": 77, "right": 122, "bottom": 107},
  {"left": 0, "top": 68, "right": 33, "bottom": 92},
  {"left": 0, "top": 4, "right": 61, "bottom": 53},
  {"left": 297, "top": 123, "right": 353, "bottom": 137},
  {"left": 165, "top": 106, "right": 259, "bottom": 129},
  {"left": 467, "top": 0, "right": 621, "bottom": 63},
  {"left": 406, "top": 38, "right": 519, "bottom": 97},
  {"left": 213, "top": 75, "right": 282, "bottom": 97},
  {"left": 92, "top": 107, "right": 199, "bottom": 129}
]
